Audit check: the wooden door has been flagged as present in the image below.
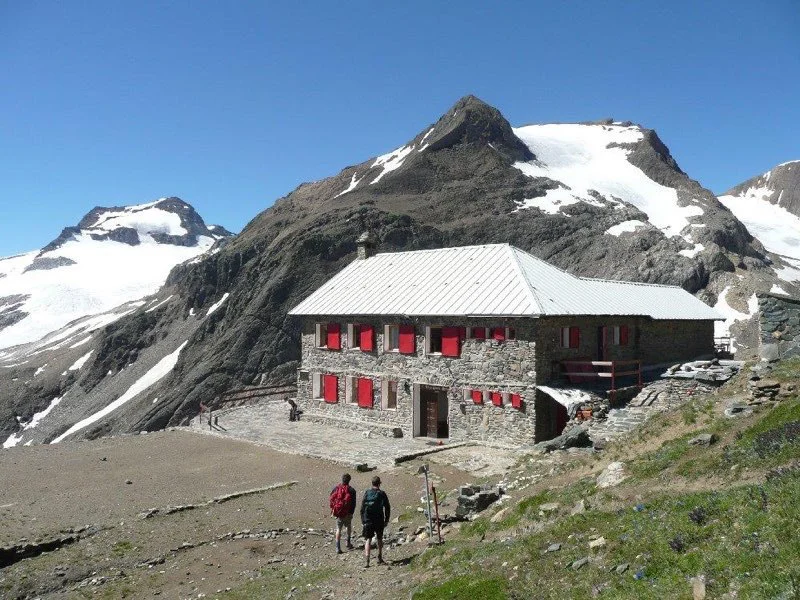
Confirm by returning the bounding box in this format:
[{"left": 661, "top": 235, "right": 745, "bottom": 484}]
[
  {"left": 597, "top": 326, "right": 608, "bottom": 360},
  {"left": 426, "top": 392, "right": 438, "bottom": 438}
]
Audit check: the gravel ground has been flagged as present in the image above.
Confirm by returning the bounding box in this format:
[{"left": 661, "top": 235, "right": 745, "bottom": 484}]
[{"left": 0, "top": 429, "right": 481, "bottom": 599}]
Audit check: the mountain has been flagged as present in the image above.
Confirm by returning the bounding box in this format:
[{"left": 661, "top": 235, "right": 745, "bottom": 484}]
[
  {"left": 718, "top": 160, "right": 800, "bottom": 291},
  {"left": 0, "top": 96, "right": 793, "bottom": 447},
  {"left": 0, "top": 197, "right": 229, "bottom": 351}
]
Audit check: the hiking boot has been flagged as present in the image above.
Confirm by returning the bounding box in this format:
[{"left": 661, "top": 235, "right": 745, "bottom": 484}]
[
  {"left": 346, "top": 542, "right": 354, "bottom": 550},
  {"left": 377, "top": 557, "right": 386, "bottom": 565},
  {"left": 336, "top": 548, "right": 343, "bottom": 554}
]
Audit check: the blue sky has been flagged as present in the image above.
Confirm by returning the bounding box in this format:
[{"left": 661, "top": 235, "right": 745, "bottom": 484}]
[{"left": 1, "top": 0, "right": 798, "bottom": 256}]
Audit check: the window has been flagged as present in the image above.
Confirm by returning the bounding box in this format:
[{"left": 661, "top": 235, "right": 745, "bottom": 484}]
[
  {"left": 382, "top": 380, "right": 398, "bottom": 410},
  {"left": 506, "top": 328, "right": 516, "bottom": 340},
  {"left": 347, "top": 324, "right": 361, "bottom": 349},
  {"left": 315, "top": 323, "right": 340, "bottom": 350},
  {"left": 323, "top": 374, "right": 338, "bottom": 403},
  {"left": 357, "top": 377, "right": 374, "bottom": 408},
  {"left": 312, "top": 373, "right": 324, "bottom": 399},
  {"left": 560, "top": 326, "right": 580, "bottom": 349},
  {"left": 345, "top": 376, "right": 358, "bottom": 404},
  {"left": 469, "top": 327, "right": 487, "bottom": 340},
  {"left": 425, "top": 326, "right": 443, "bottom": 354},
  {"left": 611, "top": 325, "right": 630, "bottom": 346},
  {"left": 384, "top": 325, "right": 400, "bottom": 351},
  {"left": 315, "top": 323, "right": 327, "bottom": 348}
]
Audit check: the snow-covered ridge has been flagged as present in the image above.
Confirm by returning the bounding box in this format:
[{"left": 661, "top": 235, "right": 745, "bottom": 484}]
[
  {"left": 0, "top": 198, "right": 228, "bottom": 350},
  {"left": 511, "top": 123, "right": 704, "bottom": 238}
]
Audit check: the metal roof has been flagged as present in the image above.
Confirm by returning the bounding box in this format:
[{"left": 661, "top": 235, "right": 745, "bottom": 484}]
[{"left": 288, "top": 244, "right": 722, "bottom": 320}]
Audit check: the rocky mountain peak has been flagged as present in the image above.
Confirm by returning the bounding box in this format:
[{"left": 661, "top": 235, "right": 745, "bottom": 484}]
[
  {"left": 423, "top": 95, "right": 535, "bottom": 162},
  {"left": 42, "top": 197, "right": 229, "bottom": 253},
  {"left": 723, "top": 160, "right": 800, "bottom": 217}
]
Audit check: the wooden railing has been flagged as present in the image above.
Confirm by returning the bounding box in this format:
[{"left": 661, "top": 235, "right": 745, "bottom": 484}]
[
  {"left": 214, "top": 383, "right": 297, "bottom": 411},
  {"left": 559, "top": 360, "right": 643, "bottom": 405}
]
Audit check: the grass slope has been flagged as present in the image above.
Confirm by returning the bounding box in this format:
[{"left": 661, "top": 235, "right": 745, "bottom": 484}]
[{"left": 410, "top": 361, "right": 800, "bottom": 599}]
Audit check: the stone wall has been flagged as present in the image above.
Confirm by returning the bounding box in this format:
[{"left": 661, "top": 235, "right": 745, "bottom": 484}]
[
  {"left": 295, "top": 314, "right": 715, "bottom": 444},
  {"left": 758, "top": 292, "right": 800, "bottom": 361},
  {"left": 296, "top": 316, "right": 537, "bottom": 444},
  {"left": 534, "top": 316, "right": 714, "bottom": 381}
]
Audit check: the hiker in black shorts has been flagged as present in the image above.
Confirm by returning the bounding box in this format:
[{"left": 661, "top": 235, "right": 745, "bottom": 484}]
[{"left": 360, "top": 475, "right": 390, "bottom": 567}]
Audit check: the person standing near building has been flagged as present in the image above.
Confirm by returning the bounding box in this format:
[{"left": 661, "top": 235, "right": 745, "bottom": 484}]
[
  {"left": 329, "top": 473, "right": 357, "bottom": 553},
  {"left": 360, "top": 475, "right": 390, "bottom": 567}
]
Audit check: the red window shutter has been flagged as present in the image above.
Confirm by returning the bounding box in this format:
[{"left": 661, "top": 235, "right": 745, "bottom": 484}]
[
  {"left": 620, "top": 325, "right": 629, "bottom": 346},
  {"left": 569, "top": 326, "right": 580, "bottom": 349},
  {"left": 357, "top": 377, "right": 373, "bottom": 408},
  {"left": 360, "top": 324, "right": 374, "bottom": 351},
  {"left": 492, "top": 327, "right": 505, "bottom": 341},
  {"left": 398, "top": 325, "right": 415, "bottom": 354},
  {"left": 323, "top": 374, "right": 338, "bottom": 403},
  {"left": 511, "top": 394, "right": 522, "bottom": 409},
  {"left": 441, "top": 327, "right": 461, "bottom": 357},
  {"left": 473, "top": 327, "right": 486, "bottom": 340},
  {"left": 491, "top": 391, "right": 502, "bottom": 406},
  {"left": 326, "top": 323, "right": 341, "bottom": 350},
  {"left": 471, "top": 389, "right": 483, "bottom": 404}
]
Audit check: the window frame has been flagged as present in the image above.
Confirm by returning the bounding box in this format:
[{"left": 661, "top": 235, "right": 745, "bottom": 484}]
[
  {"left": 384, "top": 324, "right": 400, "bottom": 352},
  {"left": 382, "top": 379, "right": 398, "bottom": 410},
  {"left": 425, "top": 325, "right": 443, "bottom": 355}
]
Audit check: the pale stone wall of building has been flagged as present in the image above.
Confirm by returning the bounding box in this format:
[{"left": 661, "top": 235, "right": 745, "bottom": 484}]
[{"left": 295, "top": 316, "right": 537, "bottom": 444}]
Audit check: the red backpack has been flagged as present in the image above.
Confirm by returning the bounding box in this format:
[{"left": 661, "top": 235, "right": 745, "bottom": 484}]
[{"left": 330, "top": 484, "right": 353, "bottom": 518}]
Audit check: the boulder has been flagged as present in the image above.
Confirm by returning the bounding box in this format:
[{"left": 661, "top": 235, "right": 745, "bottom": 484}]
[
  {"left": 596, "top": 462, "right": 629, "bottom": 489},
  {"left": 688, "top": 433, "right": 717, "bottom": 446},
  {"left": 533, "top": 426, "right": 592, "bottom": 453}
]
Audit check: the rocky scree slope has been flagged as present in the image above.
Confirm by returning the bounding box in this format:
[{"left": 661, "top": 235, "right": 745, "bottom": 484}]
[{"left": 0, "top": 96, "right": 790, "bottom": 445}]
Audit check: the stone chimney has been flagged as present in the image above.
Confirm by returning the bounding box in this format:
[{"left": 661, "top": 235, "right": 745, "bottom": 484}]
[{"left": 356, "top": 232, "right": 377, "bottom": 260}]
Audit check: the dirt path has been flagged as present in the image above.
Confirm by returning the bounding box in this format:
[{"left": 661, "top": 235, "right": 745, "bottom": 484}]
[{"left": 0, "top": 429, "right": 478, "bottom": 599}]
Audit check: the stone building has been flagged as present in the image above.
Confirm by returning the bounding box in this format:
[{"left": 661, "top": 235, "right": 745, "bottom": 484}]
[{"left": 288, "top": 241, "right": 721, "bottom": 444}]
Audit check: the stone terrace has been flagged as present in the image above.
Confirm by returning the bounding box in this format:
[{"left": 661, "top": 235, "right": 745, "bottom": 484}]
[{"left": 186, "top": 401, "right": 517, "bottom": 475}]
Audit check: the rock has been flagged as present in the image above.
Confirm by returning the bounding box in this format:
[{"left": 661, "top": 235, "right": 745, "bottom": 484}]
[
  {"left": 760, "top": 343, "right": 781, "bottom": 362},
  {"left": 589, "top": 537, "right": 606, "bottom": 549},
  {"left": 724, "top": 403, "right": 753, "bottom": 418},
  {"left": 545, "top": 543, "right": 561, "bottom": 553},
  {"left": 538, "top": 503, "right": 560, "bottom": 517},
  {"left": 596, "top": 462, "right": 628, "bottom": 489},
  {"left": 490, "top": 507, "right": 510, "bottom": 523},
  {"left": 456, "top": 484, "right": 502, "bottom": 518},
  {"left": 354, "top": 463, "right": 371, "bottom": 472},
  {"left": 688, "top": 433, "right": 717, "bottom": 446},
  {"left": 570, "top": 499, "right": 587, "bottom": 515},
  {"left": 533, "top": 426, "right": 592, "bottom": 453},
  {"left": 125, "top": 480, "right": 133, "bottom": 485},
  {"left": 615, "top": 563, "right": 629, "bottom": 574},
  {"left": 690, "top": 575, "right": 706, "bottom": 599},
  {"left": 593, "top": 439, "right": 607, "bottom": 451},
  {"left": 571, "top": 557, "right": 590, "bottom": 570}
]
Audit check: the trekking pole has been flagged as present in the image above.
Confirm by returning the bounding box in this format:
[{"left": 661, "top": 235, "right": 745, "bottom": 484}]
[
  {"left": 417, "top": 465, "right": 434, "bottom": 541},
  {"left": 431, "top": 485, "right": 443, "bottom": 543}
]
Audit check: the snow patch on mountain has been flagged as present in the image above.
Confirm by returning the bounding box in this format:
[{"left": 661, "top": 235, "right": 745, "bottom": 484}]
[
  {"left": 606, "top": 220, "right": 647, "bottom": 236},
  {"left": 335, "top": 173, "right": 363, "bottom": 198},
  {"left": 3, "top": 395, "right": 63, "bottom": 448},
  {"left": 511, "top": 123, "right": 703, "bottom": 237},
  {"left": 51, "top": 340, "right": 188, "bottom": 443},
  {"left": 714, "top": 286, "right": 758, "bottom": 349},
  {"left": 371, "top": 144, "right": 415, "bottom": 184},
  {"left": 718, "top": 191, "right": 800, "bottom": 264},
  {"left": 68, "top": 350, "right": 94, "bottom": 371},
  {"left": 206, "top": 292, "right": 230, "bottom": 317}
]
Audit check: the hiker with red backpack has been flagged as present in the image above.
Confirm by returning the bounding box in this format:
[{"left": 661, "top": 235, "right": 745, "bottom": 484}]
[{"left": 329, "top": 473, "right": 357, "bottom": 554}]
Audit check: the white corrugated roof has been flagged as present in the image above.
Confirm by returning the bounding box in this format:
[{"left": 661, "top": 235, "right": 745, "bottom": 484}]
[{"left": 289, "top": 244, "right": 722, "bottom": 320}]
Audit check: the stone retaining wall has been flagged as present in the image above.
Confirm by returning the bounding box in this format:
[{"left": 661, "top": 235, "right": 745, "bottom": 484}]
[{"left": 758, "top": 292, "right": 800, "bottom": 361}]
